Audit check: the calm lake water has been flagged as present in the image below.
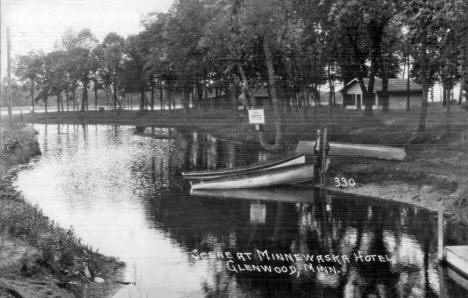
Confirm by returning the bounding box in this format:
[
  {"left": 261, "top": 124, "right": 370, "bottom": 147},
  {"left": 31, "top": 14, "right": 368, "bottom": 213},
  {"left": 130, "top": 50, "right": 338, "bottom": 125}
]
[{"left": 13, "top": 124, "right": 468, "bottom": 298}]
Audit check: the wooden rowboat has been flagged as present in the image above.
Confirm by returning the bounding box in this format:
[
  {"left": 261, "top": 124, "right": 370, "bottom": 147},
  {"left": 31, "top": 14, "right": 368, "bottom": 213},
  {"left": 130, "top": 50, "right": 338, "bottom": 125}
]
[
  {"left": 190, "top": 163, "right": 315, "bottom": 190},
  {"left": 182, "top": 154, "right": 306, "bottom": 180},
  {"left": 296, "top": 141, "right": 406, "bottom": 161}
]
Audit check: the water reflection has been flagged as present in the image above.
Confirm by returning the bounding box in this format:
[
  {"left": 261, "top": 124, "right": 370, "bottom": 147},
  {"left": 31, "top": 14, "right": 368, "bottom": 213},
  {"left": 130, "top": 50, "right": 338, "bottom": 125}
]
[
  {"left": 13, "top": 124, "right": 468, "bottom": 298},
  {"left": 175, "top": 190, "right": 435, "bottom": 297}
]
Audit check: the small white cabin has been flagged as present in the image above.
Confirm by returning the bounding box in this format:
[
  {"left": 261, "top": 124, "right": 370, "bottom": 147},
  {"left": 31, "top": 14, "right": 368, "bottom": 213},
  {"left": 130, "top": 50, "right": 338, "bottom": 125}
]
[{"left": 341, "top": 78, "right": 423, "bottom": 110}]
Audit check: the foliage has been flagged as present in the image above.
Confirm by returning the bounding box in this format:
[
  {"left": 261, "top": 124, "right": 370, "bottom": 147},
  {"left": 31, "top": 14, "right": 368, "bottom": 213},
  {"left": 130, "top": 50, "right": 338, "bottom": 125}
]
[{"left": 11, "top": 0, "right": 468, "bottom": 128}]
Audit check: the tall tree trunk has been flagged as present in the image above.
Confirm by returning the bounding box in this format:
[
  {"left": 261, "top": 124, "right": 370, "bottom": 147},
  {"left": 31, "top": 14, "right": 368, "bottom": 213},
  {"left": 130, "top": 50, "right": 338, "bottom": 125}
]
[
  {"left": 430, "top": 86, "right": 434, "bottom": 102},
  {"left": 363, "top": 91, "right": 374, "bottom": 115},
  {"left": 204, "top": 85, "right": 208, "bottom": 111},
  {"left": 159, "top": 84, "right": 163, "bottom": 111},
  {"left": 182, "top": 88, "right": 188, "bottom": 121},
  {"left": 406, "top": 55, "right": 411, "bottom": 111},
  {"left": 30, "top": 81, "right": 35, "bottom": 113},
  {"left": 364, "top": 27, "right": 384, "bottom": 116},
  {"left": 44, "top": 94, "right": 48, "bottom": 113},
  {"left": 197, "top": 81, "right": 203, "bottom": 109},
  {"left": 381, "top": 54, "right": 390, "bottom": 113},
  {"left": 151, "top": 83, "right": 155, "bottom": 111},
  {"left": 442, "top": 83, "right": 447, "bottom": 106},
  {"left": 72, "top": 89, "right": 76, "bottom": 111},
  {"left": 57, "top": 94, "right": 60, "bottom": 112},
  {"left": 446, "top": 85, "right": 451, "bottom": 133},
  {"left": 105, "top": 89, "right": 109, "bottom": 110},
  {"left": 231, "top": 83, "right": 237, "bottom": 117},
  {"left": 260, "top": 37, "right": 283, "bottom": 151},
  {"left": 82, "top": 80, "right": 88, "bottom": 112},
  {"left": 237, "top": 63, "right": 252, "bottom": 109},
  {"left": 112, "top": 79, "right": 117, "bottom": 111},
  {"left": 191, "top": 84, "right": 198, "bottom": 110},
  {"left": 382, "top": 77, "right": 389, "bottom": 112},
  {"left": 167, "top": 87, "right": 172, "bottom": 112},
  {"left": 418, "top": 81, "right": 429, "bottom": 133},
  {"left": 459, "top": 80, "right": 465, "bottom": 104},
  {"left": 140, "top": 88, "right": 145, "bottom": 111},
  {"left": 210, "top": 88, "right": 213, "bottom": 111},
  {"left": 94, "top": 83, "right": 98, "bottom": 110}
]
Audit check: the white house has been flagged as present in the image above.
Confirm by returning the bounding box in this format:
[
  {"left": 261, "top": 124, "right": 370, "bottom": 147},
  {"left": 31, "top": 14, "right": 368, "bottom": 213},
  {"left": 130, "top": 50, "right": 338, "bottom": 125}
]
[{"left": 341, "top": 78, "right": 423, "bottom": 110}]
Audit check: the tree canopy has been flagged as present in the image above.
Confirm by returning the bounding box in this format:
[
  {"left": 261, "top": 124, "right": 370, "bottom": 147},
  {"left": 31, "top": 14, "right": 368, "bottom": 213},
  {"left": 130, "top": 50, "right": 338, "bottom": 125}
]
[{"left": 12, "top": 0, "right": 467, "bottom": 133}]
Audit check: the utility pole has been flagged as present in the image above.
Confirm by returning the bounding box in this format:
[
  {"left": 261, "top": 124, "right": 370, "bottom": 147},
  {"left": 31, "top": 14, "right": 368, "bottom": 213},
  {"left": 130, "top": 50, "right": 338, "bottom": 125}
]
[
  {"left": 7, "top": 27, "right": 12, "bottom": 125},
  {"left": 0, "top": 1, "right": 3, "bottom": 140}
]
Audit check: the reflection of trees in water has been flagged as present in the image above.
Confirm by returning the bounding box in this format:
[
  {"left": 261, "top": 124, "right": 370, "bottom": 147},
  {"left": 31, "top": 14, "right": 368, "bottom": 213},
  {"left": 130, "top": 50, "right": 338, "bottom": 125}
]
[
  {"left": 325, "top": 198, "right": 440, "bottom": 297},
  {"left": 141, "top": 188, "right": 444, "bottom": 297},
  {"left": 128, "top": 141, "right": 173, "bottom": 194},
  {"left": 174, "top": 129, "right": 261, "bottom": 174},
  {"left": 128, "top": 127, "right": 265, "bottom": 199},
  {"left": 125, "top": 127, "right": 459, "bottom": 297}
]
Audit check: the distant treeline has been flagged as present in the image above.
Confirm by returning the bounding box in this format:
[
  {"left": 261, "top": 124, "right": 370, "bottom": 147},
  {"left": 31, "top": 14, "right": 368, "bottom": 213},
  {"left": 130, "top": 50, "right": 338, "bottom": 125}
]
[{"left": 10, "top": 0, "right": 468, "bottom": 131}]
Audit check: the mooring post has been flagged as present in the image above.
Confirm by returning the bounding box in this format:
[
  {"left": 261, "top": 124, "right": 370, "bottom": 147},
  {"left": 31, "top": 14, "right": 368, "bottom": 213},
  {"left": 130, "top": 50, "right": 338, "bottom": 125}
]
[
  {"left": 438, "top": 201, "right": 444, "bottom": 262},
  {"left": 321, "top": 128, "right": 328, "bottom": 184}
]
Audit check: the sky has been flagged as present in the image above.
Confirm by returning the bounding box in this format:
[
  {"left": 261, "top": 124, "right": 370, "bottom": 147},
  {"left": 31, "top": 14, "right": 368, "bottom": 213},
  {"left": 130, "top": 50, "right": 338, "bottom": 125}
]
[{"left": 0, "top": 0, "right": 174, "bottom": 74}]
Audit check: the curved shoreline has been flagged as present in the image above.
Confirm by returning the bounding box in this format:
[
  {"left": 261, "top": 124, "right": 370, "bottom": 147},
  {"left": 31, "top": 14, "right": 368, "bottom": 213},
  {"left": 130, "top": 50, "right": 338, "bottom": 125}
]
[
  {"left": 1, "top": 124, "right": 125, "bottom": 298},
  {"left": 316, "top": 182, "right": 451, "bottom": 213}
]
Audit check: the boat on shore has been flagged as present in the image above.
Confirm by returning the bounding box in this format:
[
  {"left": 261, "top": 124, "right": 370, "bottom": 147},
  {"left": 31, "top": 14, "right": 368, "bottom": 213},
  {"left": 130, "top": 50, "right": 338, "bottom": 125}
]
[
  {"left": 182, "top": 154, "right": 306, "bottom": 180},
  {"left": 190, "top": 163, "right": 315, "bottom": 190},
  {"left": 296, "top": 141, "right": 406, "bottom": 161}
]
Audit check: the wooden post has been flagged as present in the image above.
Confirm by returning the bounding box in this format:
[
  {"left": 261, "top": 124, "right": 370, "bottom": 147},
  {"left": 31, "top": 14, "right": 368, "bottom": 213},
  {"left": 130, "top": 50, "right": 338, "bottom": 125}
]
[
  {"left": 438, "top": 201, "right": 444, "bottom": 262},
  {"left": 438, "top": 263, "right": 448, "bottom": 298},
  {"left": 321, "top": 128, "right": 328, "bottom": 184}
]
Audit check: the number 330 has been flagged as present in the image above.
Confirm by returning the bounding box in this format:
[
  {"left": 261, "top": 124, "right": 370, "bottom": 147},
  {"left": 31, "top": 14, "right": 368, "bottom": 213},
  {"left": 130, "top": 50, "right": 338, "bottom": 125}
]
[{"left": 334, "top": 177, "right": 355, "bottom": 187}]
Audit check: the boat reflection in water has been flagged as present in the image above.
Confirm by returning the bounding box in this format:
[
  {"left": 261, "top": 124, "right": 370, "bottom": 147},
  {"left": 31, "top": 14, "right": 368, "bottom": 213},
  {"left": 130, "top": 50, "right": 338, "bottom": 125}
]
[{"left": 191, "top": 187, "right": 318, "bottom": 203}]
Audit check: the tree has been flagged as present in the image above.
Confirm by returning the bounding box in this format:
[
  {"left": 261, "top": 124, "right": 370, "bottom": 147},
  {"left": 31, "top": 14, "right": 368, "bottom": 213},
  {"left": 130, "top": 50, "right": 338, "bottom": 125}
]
[
  {"left": 403, "top": 0, "right": 454, "bottom": 133},
  {"left": 101, "top": 32, "right": 126, "bottom": 110},
  {"left": 330, "top": 0, "right": 402, "bottom": 116},
  {"left": 237, "top": 0, "right": 297, "bottom": 150},
  {"left": 60, "top": 29, "right": 98, "bottom": 111},
  {"left": 44, "top": 51, "right": 69, "bottom": 112},
  {"left": 15, "top": 52, "right": 43, "bottom": 112},
  {"left": 32, "top": 53, "right": 50, "bottom": 112},
  {"left": 199, "top": 0, "right": 258, "bottom": 114},
  {"left": 124, "top": 33, "right": 152, "bottom": 111},
  {"left": 164, "top": 0, "right": 214, "bottom": 117},
  {"left": 91, "top": 45, "right": 105, "bottom": 110}
]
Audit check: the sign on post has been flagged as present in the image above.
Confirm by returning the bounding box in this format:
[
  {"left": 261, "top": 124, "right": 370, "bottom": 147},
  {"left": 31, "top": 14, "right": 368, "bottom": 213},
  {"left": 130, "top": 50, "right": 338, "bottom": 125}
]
[{"left": 248, "top": 109, "right": 265, "bottom": 124}]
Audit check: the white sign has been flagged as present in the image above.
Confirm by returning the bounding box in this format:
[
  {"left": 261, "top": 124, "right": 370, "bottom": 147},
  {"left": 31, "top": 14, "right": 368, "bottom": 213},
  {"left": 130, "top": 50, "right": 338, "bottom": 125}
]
[
  {"left": 248, "top": 109, "right": 265, "bottom": 124},
  {"left": 250, "top": 203, "right": 266, "bottom": 224}
]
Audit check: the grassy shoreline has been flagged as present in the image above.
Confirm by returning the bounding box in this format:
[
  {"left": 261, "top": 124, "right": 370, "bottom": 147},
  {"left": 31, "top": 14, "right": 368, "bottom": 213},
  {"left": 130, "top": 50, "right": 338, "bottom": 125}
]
[
  {"left": 1, "top": 123, "right": 125, "bottom": 298},
  {"left": 21, "top": 106, "right": 468, "bottom": 222}
]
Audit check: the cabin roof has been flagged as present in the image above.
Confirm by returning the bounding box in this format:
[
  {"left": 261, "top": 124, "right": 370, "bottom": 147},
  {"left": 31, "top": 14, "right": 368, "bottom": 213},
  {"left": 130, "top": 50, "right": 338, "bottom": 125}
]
[{"left": 342, "top": 78, "right": 423, "bottom": 93}]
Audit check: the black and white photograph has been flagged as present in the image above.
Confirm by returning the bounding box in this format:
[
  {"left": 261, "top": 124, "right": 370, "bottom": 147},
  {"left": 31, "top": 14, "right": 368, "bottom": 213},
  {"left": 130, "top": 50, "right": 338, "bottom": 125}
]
[{"left": 1, "top": 0, "right": 468, "bottom": 297}]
